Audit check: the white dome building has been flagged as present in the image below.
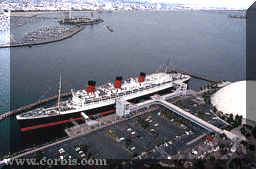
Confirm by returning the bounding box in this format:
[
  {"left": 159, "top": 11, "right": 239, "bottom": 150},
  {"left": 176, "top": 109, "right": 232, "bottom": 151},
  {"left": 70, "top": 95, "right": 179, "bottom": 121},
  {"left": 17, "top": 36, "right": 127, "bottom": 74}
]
[{"left": 211, "top": 81, "right": 256, "bottom": 122}]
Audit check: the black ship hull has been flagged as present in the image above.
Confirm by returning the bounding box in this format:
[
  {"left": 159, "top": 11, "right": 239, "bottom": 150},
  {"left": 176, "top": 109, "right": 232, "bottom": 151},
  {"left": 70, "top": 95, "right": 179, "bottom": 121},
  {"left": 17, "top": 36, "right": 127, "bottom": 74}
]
[
  {"left": 18, "top": 104, "right": 114, "bottom": 131},
  {"left": 16, "top": 85, "right": 187, "bottom": 131}
]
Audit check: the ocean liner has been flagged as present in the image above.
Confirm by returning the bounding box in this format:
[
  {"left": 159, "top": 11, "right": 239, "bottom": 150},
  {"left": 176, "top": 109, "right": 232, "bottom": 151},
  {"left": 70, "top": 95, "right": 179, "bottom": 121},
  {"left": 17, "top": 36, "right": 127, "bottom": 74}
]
[{"left": 16, "top": 71, "right": 190, "bottom": 131}]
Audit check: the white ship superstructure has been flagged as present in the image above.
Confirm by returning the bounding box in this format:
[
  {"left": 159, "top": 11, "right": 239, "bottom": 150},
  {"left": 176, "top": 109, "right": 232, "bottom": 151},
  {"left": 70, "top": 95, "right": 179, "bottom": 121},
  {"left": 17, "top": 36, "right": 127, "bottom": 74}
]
[{"left": 16, "top": 72, "right": 190, "bottom": 120}]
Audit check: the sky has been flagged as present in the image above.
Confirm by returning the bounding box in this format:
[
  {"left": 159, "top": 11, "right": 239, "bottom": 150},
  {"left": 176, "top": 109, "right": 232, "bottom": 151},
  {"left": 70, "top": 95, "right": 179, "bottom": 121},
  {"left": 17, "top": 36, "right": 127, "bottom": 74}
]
[
  {"left": 148, "top": 0, "right": 255, "bottom": 10},
  {"left": 0, "top": 0, "right": 255, "bottom": 10}
]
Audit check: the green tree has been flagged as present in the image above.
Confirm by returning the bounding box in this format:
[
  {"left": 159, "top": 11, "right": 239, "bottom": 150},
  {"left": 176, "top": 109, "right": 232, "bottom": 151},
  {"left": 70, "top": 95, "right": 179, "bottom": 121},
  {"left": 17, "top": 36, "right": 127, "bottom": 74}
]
[
  {"left": 193, "top": 160, "right": 205, "bottom": 169},
  {"left": 249, "top": 144, "right": 255, "bottom": 151},
  {"left": 252, "top": 126, "right": 256, "bottom": 139},
  {"left": 235, "top": 114, "right": 239, "bottom": 121}
]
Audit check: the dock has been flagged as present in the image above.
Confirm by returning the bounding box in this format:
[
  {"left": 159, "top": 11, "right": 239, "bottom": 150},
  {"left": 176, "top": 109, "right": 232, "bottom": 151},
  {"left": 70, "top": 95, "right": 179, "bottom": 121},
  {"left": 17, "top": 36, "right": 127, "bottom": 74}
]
[{"left": 167, "top": 69, "right": 218, "bottom": 83}]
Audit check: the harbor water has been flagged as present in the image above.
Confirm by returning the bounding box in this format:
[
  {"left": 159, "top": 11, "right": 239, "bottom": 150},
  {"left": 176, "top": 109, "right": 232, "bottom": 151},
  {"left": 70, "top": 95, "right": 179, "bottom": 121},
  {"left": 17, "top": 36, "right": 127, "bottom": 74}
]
[{"left": 0, "top": 10, "right": 245, "bottom": 155}]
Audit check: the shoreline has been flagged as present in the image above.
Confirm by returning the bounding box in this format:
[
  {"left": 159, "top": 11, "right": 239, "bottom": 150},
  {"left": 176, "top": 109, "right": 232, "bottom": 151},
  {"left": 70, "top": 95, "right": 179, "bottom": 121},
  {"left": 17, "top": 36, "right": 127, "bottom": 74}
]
[
  {"left": 8, "top": 9, "right": 245, "bottom": 15},
  {"left": 9, "top": 10, "right": 93, "bottom": 17}
]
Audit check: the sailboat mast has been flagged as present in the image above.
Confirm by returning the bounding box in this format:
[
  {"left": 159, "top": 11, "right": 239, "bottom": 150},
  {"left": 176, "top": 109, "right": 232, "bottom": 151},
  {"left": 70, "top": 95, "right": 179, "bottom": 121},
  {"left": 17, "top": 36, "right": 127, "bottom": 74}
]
[
  {"left": 69, "top": 3, "right": 71, "bottom": 19},
  {"left": 57, "top": 73, "right": 61, "bottom": 111}
]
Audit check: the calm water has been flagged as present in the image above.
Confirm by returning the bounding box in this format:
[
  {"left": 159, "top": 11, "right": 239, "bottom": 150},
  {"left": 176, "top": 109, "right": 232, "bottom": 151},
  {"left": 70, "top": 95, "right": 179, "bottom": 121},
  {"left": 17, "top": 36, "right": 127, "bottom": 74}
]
[{"left": 0, "top": 10, "right": 245, "bottom": 155}]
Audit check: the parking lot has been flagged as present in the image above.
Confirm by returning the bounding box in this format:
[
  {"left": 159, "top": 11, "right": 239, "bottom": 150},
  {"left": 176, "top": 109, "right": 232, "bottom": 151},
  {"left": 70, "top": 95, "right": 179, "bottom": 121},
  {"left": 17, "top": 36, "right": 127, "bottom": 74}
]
[
  {"left": 26, "top": 105, "right": 209, "bottom": 160},
  {"left": 169, "top": 96, "right": 229, "bottom": 129}
]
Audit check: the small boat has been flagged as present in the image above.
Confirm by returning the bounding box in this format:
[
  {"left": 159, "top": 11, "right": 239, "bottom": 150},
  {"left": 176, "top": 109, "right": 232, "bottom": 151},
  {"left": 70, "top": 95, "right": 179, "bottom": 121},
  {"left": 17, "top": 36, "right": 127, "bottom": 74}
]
[
  {"left": 104, "top": 25, "right": 114, "bottom": 32},
  {"left": 228, "top": 14, "right": 247, "bottom": 19}
]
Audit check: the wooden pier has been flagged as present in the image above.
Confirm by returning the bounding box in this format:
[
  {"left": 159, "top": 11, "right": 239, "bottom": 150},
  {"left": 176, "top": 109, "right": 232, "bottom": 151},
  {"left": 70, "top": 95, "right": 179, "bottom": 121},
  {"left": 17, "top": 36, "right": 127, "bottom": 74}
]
[{"left": 0, "top": 92, "right": 72, "bottom": 121}]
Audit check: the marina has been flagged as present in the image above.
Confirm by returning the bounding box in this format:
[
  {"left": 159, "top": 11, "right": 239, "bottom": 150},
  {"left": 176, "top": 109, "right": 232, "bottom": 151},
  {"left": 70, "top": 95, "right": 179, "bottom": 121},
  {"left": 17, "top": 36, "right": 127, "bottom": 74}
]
[
  {"left": 0, "top": 11, "right": 105, "bottom": 48},
  {"left": 0, "top": 25, "right": 85, "bottom": 48}
]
